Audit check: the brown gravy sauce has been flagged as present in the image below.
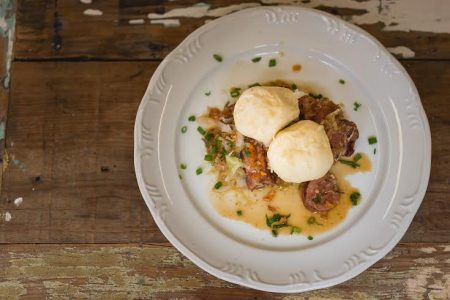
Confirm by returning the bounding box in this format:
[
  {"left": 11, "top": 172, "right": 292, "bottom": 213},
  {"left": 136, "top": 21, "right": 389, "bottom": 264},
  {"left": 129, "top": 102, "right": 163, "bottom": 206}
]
[{"left": 211, "top": 153, "right": 372, "bottom": 236}]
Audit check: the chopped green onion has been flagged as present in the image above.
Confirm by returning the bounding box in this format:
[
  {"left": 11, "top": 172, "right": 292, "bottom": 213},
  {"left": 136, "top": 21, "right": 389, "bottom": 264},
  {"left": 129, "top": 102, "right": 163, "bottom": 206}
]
[
  {"left": 307, "top": 216, "right": 322, "bottom": 225},
  {"left": 210, "top": 145, "right": 218, "bottom": 155},
  {"left": 181, "top": 126, "right": 187, "bottom": 133},
  {"left": 271, "top": 229, "right": 278, "bottom": 237},
  {"left": 204, "top": 154, "right": 213, "bottom": 162},
  {"left": 273, "top": 222, "right": 289, "bottom": 229},
  {"left": 195, "top": 167, "right": 203, "bottom": 175},
  {"left": 353, "top": 153, "right": 362, "bottom": 162},
  {"left": 268, "top": 58, "right": 277, "bottom": 67},
  {"left": 248, "top": 82, "right": 260, "bottom": 88},
  {"left": 252, "top": 56, "right": 262, "bottom": 63},
  {"left": 339, "top": 79, "right": 346, "bottom": 84},
  {"left": 178, "top": 174, "right": 182, "bottom": 180},
  {"left": 353, "top": 101, "right": 362, "bottom": 111},
  {"left": 180, "top": 163, "right": 187, "bottom": 170},
  {"left": 291, "top": 83, "right": 298, "bottom": 91},
  {"left": 214, "top": 181, "right": 223, "bottom": 189},
  {"left": 213, "top": 54, "right": 223, "bottom": 62},
  {"left": 197, "top": 126, "right": 206, "bottom": 135},
  {"left": 188, "top": 115, "right": 196, "bottom": 122},
  {"left": 266, "top": 214, "right": 282, "bottom": 227},
  {"left": 220, "top": 149, "right": 228, "bottom": 158},
  {"left": 350, "top": 192, "right": 361, "bottom": 206},
  {"left": 339, "top": 159, "right": 360, "bottom": 168},
  {"left": 374, "top": 148, "right": 377, "bottom": 155},
  {"left": 205, "top": 91, "right": 211, "bottom": 96},
  {"left": 307, "top": 235, "right": 314, "bottom": 240},
  {"left": 236, "top": 210, "right": 243, "bottom": 216},
  {"left": 309, "top": 92, "right": 323, "bottom": 99},
  {"left": 312, "top": 195, "right": 321, "bottom": 204},
  {"left": 291, "top": 226, "right": 301, "bottom": 234},
  {"left": 230, "top": 88, "right": 241, "bottom": 98},
  {"left": 204, "top": 132, "right": 214, "bottom": 141},
  {"left": 368, "top": 136, "right": 377, "bottom": 145}
]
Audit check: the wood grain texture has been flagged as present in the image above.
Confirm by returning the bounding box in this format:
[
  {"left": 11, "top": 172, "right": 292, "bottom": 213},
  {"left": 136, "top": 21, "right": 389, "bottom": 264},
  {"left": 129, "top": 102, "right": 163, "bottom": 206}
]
[
  {"left": 13, "top": 0, "right": 450, "bottom": 61},
  {"left": 0, "top": 0, "right": 15, "bottom": 199},
  {"left": 0, "top": 60, "right": 448, "bottom": 244},
  {"left": 0, "top": 243, "right": 449, "bottom": 299}
]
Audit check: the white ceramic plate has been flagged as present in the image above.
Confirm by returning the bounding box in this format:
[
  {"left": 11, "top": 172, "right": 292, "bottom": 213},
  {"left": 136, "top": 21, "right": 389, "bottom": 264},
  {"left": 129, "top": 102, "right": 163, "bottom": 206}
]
[{"left": 134, "top": 6, "right": 431, "bottom": 293}]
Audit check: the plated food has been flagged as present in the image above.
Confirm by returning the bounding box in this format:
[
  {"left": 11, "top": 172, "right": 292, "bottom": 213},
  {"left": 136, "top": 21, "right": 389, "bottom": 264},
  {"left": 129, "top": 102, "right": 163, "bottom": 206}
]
[
  {"left": 135, "top": 6, "right": 430, "bottom": 293},
  {"left": 194, "top": 80, "right": 371, "bottom": 238}
]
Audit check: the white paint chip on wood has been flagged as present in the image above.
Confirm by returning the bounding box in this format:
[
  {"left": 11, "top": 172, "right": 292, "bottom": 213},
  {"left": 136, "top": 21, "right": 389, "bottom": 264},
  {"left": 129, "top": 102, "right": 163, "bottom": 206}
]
[
  {"left": 80, "top": 0, "right": 92, "bottom": 4},
  {"left": 150, "top": 19, "right": 181, "bottom": 27},
  {"left": 83, "top": 9, "right": 103, "bottom": 16},
  {"left": 147, "top": 2, "right": 259, "bottom": 19},
  {"left": 129, "top": 19, "right": 145, "bottom": 25},
  {"left": 387, "top": 46, "right": 416, "bottom": 58},
  {"left": 4, "top": 212, "right": 11, "bottom": 222},
  {"left": 148, "top": 0, "right": 450, "bottom": 34},
  {"left": 419, "top": 247, "right": 437, "bottom": 254},
  {"left": 14, "top": 197, "right": 23, "bottom": 207}
]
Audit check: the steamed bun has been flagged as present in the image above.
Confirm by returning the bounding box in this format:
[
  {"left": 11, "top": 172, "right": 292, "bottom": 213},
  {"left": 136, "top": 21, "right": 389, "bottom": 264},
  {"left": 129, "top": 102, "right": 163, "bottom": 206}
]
[
  {"left": 233, "top": 86, "right": 299, "bottom": 146},
  {"left": 267, "top": 120, "right": 333, "bottom": 183}
]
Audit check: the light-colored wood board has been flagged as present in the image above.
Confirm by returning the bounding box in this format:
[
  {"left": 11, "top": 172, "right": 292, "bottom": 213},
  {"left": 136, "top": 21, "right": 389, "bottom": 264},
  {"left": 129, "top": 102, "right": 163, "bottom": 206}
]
[
  {"left": 0, "top": 243, "right": 449, "bottom": 299},
  {"left": 0, "top": 60, "right": 448, "bottom": 244},
  {"left": 13, "top": 0, "right": 450, "bottom": 61}
]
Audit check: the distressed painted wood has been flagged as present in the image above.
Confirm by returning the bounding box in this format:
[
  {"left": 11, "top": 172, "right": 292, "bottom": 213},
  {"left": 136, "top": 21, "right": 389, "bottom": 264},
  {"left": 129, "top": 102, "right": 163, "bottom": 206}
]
[
  {"left": 0, "top": 0, "right": 15, "bottom": 197},
  {"left": 13, "top": 0, "right": 450, "bottom": 61},
  {"left": 0, "top": 60, "right": 448, "bottom": 244},
  {"left": 1, "top": 1, "right": 449, "bottom": 298},
  {"left": 0, "top": 243, "right": 449, "bottom": 299}
]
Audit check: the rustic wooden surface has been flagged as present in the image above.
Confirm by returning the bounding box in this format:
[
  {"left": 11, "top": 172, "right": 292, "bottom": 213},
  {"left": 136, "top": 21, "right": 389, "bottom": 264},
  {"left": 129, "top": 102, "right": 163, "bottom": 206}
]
[{"left": 0, "top": 0, "right": 449, "bottom": 299}]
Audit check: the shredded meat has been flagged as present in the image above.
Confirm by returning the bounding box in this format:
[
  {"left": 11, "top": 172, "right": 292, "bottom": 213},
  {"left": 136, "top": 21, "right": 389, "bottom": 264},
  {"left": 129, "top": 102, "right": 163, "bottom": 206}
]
[
  {"left": 326, "top": 119, "right": 359, "bottom": 160},
  {"left": 302, "top": 172, "right": 340, "bottom": 212},
  {"left": 241, "top": 138, "right": 273, "bottom": 191}
]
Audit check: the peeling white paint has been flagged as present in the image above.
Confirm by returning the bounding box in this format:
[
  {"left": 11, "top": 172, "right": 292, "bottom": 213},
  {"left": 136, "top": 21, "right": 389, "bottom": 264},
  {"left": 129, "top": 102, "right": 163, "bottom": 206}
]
[
  {"left": 150, "top": 19, "right": 180, "bottom": 28},
  {"left": 83, "top": 9, "right": 103, "bottom": 16},
  {"left": 80, "top": 0, "right": 92, "bottom": 4},
  {"left": 148, "top": 0, "right": 450, "bottom": 34},
  {"left": 0, "top": 0, "right": 15, "bottom": 89},
  {"left": 147, "top": 2, "right": 259, "bottom": 19},
  {"left": 419, "top": 247, "right": 437, "bottom": 254},
  {"left": 207, "top": 3, "right": 260, "bottom": 17},
  {"left": 14, "top": 197, "right": 23, "bottom": 207},
  {"left": 406, "top": 266, "right": 443, "bottom": 299},
  {"left": 415, "top": 257, "right": 439, "bottom": 264},
  {"left": 4, "top": 212, "right": 11, "bottom": 222},
  {"left": 387, "top": 46, "right": 416, "bottom": 58},
  {"left": 148, "top": 3, "right": 210, "bottom": 19},
  {"left": 262, "top": 0, "right": 450, "bottom": 33},
  {"left": 129, "top": 19, "right": 145, "bottom": 25}
]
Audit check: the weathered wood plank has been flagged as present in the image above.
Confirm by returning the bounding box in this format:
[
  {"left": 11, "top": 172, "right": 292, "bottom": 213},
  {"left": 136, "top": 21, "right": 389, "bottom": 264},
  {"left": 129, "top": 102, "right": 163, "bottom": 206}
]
[
  {"left": 0, "top": 0, "right": 16, "bottom": 197},
  {"left": 0, "top": 243, "right": 448, "bottom": 299},
  {"left": 13, "top": 0, "right": 450, "bottom": 61},
  {"left": 0, "top": 60, "right": 448, "bottom": 244}
]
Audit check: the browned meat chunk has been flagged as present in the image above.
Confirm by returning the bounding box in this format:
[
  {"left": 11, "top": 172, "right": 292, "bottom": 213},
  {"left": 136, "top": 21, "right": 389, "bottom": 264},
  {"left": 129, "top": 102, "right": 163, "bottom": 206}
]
[
  {"left": 298, "top": 95, "right": 340, "bottom": 124},
  {"left": 326, "top": 119, "right": 359, "bottom": 160},
  {"left": 302, "top": 172, "right": 340, "bottom": 212},
  {"left": 241, "top": 138, "right": 273, "bottom": 191},
  {"left": 221, "top": 102, "right": 235, "bottom": 124},
  {"left": 298, "top": 95, "right": 358, "bottom": 160}
]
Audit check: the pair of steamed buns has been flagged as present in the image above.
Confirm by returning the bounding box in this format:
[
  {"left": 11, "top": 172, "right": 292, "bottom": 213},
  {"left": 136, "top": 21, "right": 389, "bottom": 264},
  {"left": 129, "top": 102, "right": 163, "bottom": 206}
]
[{"left": 233, "top": 86, "right": 333, "bottom": 183}]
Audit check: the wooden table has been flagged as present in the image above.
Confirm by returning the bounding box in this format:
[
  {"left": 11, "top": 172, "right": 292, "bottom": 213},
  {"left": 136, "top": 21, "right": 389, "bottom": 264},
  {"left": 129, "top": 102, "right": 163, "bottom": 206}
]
[{"left": 0, "top": 1, "right": 449, "bottom": 298}]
